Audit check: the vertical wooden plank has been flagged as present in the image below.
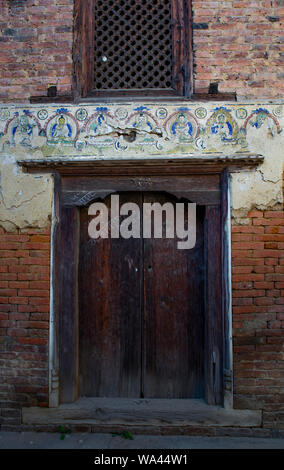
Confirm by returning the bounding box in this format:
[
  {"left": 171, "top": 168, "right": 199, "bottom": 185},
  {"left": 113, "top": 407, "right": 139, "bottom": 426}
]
[
  {"left": 171, "top": 0, "right": 184, "bottom": 95},
  {"left": 73, "top": 0, "right": 94, "bottom": 100},
  {"left": 204, "top": 205, "right": 224, "bottom": 405},
  {"left": 172, "top": 0, "right": 193, "bottom": 96},
  {"left": 184, "top": 0, "right": 193, "bottom": 97},
  {"left": 221, "top": 169, "right": 233, "bottom": 408},
  {"left": 79, "top": 193, "right": 142, "bottom": 397},
  {"left": 143, "top": 192, "right": 205, "bottom": 398},
  {"left": 73, "top": 0, "right": 82, "bottom": 100},
  {"left": 82, "top": 0, "right": 95, "bottom": 96},
  {"left": 59, "top": 206, "right": 79, "bottom": 404},
  {"left": 49, "top": 173, "right": 61, "bottom": 407}
]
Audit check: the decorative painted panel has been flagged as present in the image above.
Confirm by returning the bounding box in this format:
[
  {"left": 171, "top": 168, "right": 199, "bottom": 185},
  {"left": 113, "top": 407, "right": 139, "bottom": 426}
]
[{"left": 0, "top": 103, "right": 282, "bottom": 159}]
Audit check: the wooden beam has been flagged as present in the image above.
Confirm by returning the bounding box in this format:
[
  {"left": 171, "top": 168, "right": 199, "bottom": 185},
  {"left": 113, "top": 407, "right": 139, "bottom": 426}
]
[
  {"left": 17, "top": 154, "right": 264, "bottom": 176},
  {"left": 29, "top": 95, "right": 74, "bottom": 104}
]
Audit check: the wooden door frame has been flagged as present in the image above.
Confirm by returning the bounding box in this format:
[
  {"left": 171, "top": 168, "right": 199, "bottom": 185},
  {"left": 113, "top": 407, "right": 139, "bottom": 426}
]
[{"left": 45, "top": 160, "right": 233, "bottom": 409}]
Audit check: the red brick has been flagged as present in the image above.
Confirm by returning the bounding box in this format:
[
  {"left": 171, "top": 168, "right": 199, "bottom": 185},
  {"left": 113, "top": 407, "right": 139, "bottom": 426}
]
[
  {"left": 30, "top": 235, "right": 50, "bottom": 243},
  {"left": 0, "top": 289, "right": 17, "bottom": 297},
  {"left": 232, "top": 274, "right": 264, "bottom": 282},
  {"left": 18, "top": 289, "right": 49, "bottom": 297},
  {"left": 254, "top": 297, "right": 275, "bottom": 306},
  {"left": 231, "top": 234, "right": 253, "bottom": 242},
  {"left": 9, "top": 282, "right": 29, "bottom": 289},
  {"left": 254, "top": 282, "right": 274, "bottom": 289},
  {"left": 0, "top": 281, "right": 9, "bottom": 288},
  {"left": 16, "top": 337, "right": 47, "bottom": 346},
  {"left": 232, "top": 258, "right": 264, "bottom": 266},
  {"left": 248, "top": 210, "right": 263, "bottom": 218},
  {"left": 28, "top": 298, "right": 49, "bottom": 305},
  {"left": 21, "top": 243, "right": 49, "bottom": 250},
  {"left": 0, "top": 242, "right": 22, "bottom": 250},
  {"left": 253, "top": 219, "right": 284, "bottom": 226},
  {"left": 264, "top": 212, "right": 284, "bottom": 218},
  {"left": 18, "top": 305, "right": 49, "bottom": 313},
  {"left": 231, "top": 226, "right": 264, "bottom": 233},
  {"left": 8, "top": 297, "right": 28, "bottom": 305},
  {"left": 232, "top": 242, "right": 264, "bottom": 250}
]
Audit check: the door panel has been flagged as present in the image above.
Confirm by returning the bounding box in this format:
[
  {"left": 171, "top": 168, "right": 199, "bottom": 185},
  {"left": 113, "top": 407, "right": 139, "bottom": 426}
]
[
  {"left": 143, "top": 193, "right": 205, "bottom": 398},
  {"left": 79, "top": 191, "right": 205, "bottom": 399},
  {"left": 79, "top": 193, "right": 142, "bottom": 397}
]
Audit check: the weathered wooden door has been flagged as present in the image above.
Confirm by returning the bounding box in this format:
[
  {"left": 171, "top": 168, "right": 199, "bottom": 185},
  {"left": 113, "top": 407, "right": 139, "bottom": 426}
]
[{"left": 79, "top": 192, "right": 205, "bottom": 399}]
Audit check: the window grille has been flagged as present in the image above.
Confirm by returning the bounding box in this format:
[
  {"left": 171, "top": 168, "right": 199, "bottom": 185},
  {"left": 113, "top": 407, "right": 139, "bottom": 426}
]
[{"left": 93, "top": 0, "right": 173, "bottom": 90}]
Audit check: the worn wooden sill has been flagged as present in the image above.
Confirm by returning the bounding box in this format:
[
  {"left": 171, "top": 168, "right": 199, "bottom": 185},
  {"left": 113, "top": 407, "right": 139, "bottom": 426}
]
[{"left": 22, "top": 398, "right": 262, "bottom": 430}]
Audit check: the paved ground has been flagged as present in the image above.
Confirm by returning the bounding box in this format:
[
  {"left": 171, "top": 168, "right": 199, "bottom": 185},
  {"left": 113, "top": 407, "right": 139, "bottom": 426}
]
[{"left": 0, "top": 432, "right": 283, "bottom": 449}]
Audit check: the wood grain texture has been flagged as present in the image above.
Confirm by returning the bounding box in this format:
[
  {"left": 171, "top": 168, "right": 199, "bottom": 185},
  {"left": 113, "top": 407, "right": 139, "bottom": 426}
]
[
  {"left": 79, "top": 193, "right": 142, "bottom": 397},
  {"left": 53, "top": 168, "right": 230, "bottom": 406},
  {"left": 204, "top": 206, "right": 223, "bottom": 406},
  {"left": 73, "top": 0, "right": 95, "bottom": 99},
  {"left": 22, "top": 397, "right": 262, "bottom": 427},
  {"left": 79, "top": 191, "right": 205, "bottom": 399},
  {"left": 143, "top": 193, "right": 205, "bottom": 398},
  {"left": 61, "top": 175, "right": 220, "bottom": 193},
  {"left": 59, "top": 206, "right": 79, "bottom": 404},
  {"left": 19, "top": 156, "right": 264, "bottom": 176}
]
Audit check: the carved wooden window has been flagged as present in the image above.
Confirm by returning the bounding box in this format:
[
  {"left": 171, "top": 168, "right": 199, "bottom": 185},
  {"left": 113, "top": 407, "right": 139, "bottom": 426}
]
[{"left": 73, "top": 0, "right": 193, "bottom": 99}]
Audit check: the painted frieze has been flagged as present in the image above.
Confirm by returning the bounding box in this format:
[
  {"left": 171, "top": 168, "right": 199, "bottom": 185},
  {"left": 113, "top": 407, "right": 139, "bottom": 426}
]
[{"left": 0, "top": 103, "right": 282, "bottom": 159}]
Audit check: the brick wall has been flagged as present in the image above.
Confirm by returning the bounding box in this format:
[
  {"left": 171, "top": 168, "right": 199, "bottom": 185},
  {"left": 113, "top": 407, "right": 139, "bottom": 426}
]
[
  {"left": 0, "top": 0, "right": 283, "bottom": 101},
  {"left": 0, "top": 0, "right": 74, "bottom": 101},
  {"left": 232, "top": 209, "right": 284, "bottom": 429},
  {"left": 192, "top": 0, "right": 284, "bottom": 99},
  {"left": 0, "top": 227, "right": 50, "bottom": 427}
]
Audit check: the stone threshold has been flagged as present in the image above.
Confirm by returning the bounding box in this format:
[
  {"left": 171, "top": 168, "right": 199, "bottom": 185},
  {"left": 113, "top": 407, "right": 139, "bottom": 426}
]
[{"left": 22, "top": 398, "right": 262, "bottom": 432}]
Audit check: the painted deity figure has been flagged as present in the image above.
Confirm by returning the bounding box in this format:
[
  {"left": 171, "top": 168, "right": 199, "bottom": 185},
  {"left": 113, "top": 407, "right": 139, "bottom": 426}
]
[
  {"left": 250, "top": 112, "right": 267, "bottom": 129},
  {"left": 11, "top": 115, "right": 34, "bottom": 147},
  {"left": 91, "top": 114, "right": 113, "bottom": 135},
  {"left": 211, "top": 113, "right": 233, "bottom": 141},
  {"left": 132, "top": 113, "right": 153, "bottom": 132},
  {"left": 171, "top": 113, "right": 193, "bottom": 142},
  {"left": 50, "top": 114, "right": 72, "bottom": 143}
]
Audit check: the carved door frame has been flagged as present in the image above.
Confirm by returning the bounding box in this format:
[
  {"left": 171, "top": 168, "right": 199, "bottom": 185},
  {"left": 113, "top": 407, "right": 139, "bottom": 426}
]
[{"left": 41, "top": 159, "right": 235, "bottom": 409}]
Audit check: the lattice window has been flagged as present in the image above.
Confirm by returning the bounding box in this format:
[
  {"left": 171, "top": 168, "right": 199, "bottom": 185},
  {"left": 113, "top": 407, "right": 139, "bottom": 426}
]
[
  {"left": 73, "top": 0, "right": 193, "bottom": 98},
  {"left": 93, "top": 0, "right": 173, "bottom": 90}
]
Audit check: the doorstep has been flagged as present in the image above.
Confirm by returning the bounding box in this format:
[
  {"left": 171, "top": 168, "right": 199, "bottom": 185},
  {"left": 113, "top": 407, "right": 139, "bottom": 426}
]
[{"left": 22, "top": 398, "right": 262, "bottom": 434}]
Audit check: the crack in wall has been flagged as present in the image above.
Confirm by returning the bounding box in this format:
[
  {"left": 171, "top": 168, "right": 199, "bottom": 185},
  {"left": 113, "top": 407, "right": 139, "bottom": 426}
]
[
  {"left": 0, "top": 185, "right": 48, "bottom": 211},
  {"left": 84, "top": 125, "right": 163, "bottom": 143},
  {"left": 258, "top": 168, "right": 281, "bottom": 184}
]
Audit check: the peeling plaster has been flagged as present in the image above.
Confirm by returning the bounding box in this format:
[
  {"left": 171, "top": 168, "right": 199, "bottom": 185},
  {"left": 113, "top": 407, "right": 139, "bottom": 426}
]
[
  {"left": 0, "top": 102, "right": 283, "bottom": 230},
  {"left": 231, "top": 120, "right": 284, "bottom": 213},
  {"left": 0, "top": 158, "right": 52, "bottom": 231}
]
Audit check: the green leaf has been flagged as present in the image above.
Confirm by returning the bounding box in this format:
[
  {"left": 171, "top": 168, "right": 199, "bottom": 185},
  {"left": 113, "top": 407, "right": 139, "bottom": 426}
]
[
  {"left": 112, "top": 430, "right": 134, "bottom": 440},
  {"left": 122, "top": 431, "right": 134, "bottom": 440}
]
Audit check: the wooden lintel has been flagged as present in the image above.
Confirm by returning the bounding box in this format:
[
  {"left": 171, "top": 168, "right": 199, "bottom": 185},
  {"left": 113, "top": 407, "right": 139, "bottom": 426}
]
[
  {"left": 192, "top": 92, "right": 237, "bottom": 102},
  {"left": 18, "top": 154, "right": 264, "bottom": 176}
]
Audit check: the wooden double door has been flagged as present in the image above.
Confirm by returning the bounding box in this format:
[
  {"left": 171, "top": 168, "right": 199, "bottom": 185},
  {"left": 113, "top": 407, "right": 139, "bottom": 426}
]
[{"left": 79, "top": 191, "right": 205, "bottom": 399}]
